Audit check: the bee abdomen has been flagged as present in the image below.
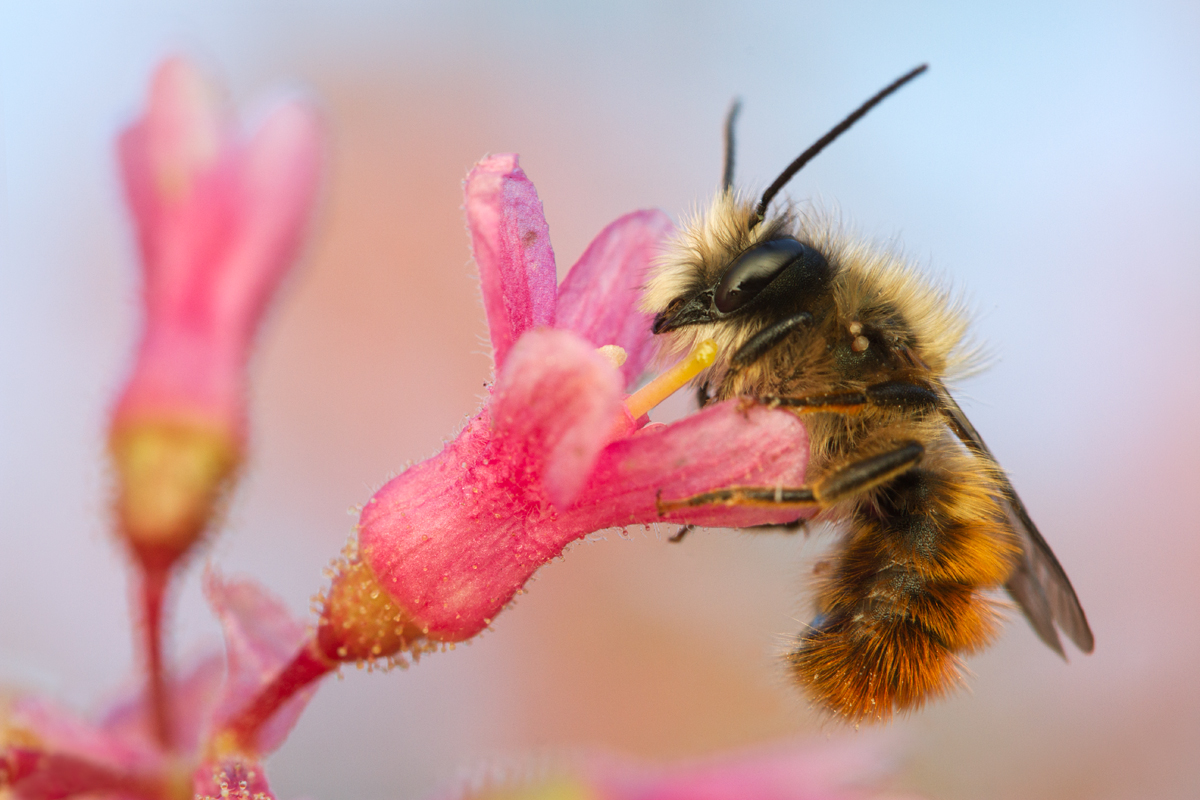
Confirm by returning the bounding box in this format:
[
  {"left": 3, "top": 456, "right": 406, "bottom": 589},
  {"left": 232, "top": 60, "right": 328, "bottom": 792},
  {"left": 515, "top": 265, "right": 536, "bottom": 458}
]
[{"left": 789, "top": 464, "right": 1017, "bottom": 722}]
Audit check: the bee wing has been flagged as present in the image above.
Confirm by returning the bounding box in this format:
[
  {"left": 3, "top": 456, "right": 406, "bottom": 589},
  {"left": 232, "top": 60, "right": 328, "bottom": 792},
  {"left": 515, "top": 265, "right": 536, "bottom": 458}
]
[{"left": 937, "top": 388, "right": 1095, "bottom": 657}]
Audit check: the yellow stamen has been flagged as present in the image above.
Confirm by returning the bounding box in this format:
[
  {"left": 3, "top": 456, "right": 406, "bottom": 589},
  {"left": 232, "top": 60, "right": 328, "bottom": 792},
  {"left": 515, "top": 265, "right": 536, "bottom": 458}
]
[{"left": 624, "top": 339, "right": 718, "bottom": 420}]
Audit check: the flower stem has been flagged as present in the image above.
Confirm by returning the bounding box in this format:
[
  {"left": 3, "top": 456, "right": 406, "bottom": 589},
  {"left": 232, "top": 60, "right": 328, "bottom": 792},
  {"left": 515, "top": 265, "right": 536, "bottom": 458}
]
[
  {"left": 214, "top": 637, "right": 335, "bottom": 755},
  {"left": 139, "top": 562, "right": 173, "bottom": 750}
]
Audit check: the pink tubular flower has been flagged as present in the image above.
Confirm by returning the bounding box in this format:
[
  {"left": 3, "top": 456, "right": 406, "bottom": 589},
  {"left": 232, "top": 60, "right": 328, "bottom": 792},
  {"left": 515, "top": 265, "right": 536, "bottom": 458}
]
[
  {"left": 321, "top": 154, "right": 811, "bottom": 654},
  {"left": 110, "top": 57, "right": 321, "bottom": 567},
  {"left": 212, "top": 156, "right": 813, "bottom": 753},
  {"left": 0, "top": 576, "right": 309, "bottom": 800},
  {"left": 104, "top": 56, "right": 320, "bottom": 750}
]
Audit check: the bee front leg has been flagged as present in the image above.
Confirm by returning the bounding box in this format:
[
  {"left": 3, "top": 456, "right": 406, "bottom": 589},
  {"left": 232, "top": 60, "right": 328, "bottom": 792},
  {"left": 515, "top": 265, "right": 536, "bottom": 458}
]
[
  {"left": 728, "top": 312, "right": 814, "bottom": 369},
  {"left": 657, "top": 441, "right": 924, "bottom": 515},
  {"left": 718, "top": 313, "right": 815, "bottom": 397}
]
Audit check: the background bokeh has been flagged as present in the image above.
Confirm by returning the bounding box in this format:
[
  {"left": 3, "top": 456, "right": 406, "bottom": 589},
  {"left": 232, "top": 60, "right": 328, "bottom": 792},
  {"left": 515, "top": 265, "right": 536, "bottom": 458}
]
[{"left": 2, "top": 2, "right": 1198, "bottom": 799}]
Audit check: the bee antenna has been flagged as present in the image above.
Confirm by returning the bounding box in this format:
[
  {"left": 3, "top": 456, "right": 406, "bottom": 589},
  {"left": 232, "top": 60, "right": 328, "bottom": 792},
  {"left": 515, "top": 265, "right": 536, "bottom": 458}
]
[
  {"left": 752, "top": 63, "right": 928, "bottom": 226},
  {"left": 721, "top": 97, "right": 742, "bottom": 191}
]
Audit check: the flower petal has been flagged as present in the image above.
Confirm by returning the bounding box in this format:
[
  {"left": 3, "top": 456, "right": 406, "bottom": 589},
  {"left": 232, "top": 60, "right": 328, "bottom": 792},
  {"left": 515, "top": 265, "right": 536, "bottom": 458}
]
[
  {"left": 0, "top": 745, "right": 169, "bottom": 800},
  {"left": 556, "top": 209, "right": 675, "bottom": 388},
  {"left": 97, "top": 652, "right": 225, "bottom": 757},
  {"left": 358, "top": 395, "right": 809, "bottom": 644},
  {"left": 7, "top": 696, "right": 160, "bottom": 775},
  {"left": 118, "top": 57, "right": 223, "bottom": 255},
  {"left": 117, "top": 57, "right": 237, "bottom": 343},
  {"left": 144, "top": 57, "right": 223, "bottom": 191},
  {"left": 357, "top": 414, "right": 502, "bottom": 642},
  {"left": 465, "top": 154, "right": 558, "bottom": 371},
  {"left": 204, "top": 572, "right": 316, "bottom": 754},
  {"left": 216, "top": 98, "right": 322, "bottom": 347},
  {"left": 491, "top": 328, "right": 625, "bottom": 510},
  {"left": 587, "top": 738, "right": 914, "bottom": 800},
  {"left": 2, "top": 655, "right": 232, "bottom": 798},
  {"left": 113, "top": 60, "right": 321, "bottom": 436},
  {"left": 2, "top": 694, "right": 185, "bottom": 800},
  {"left": 448, "top": 738, "right": 916, "bottom": 800},
  {"left": 358, "top": 329, "right": 623, "bottom": 641},
  {"left": 561, "top": 399, "right": 812, "bottom": 531}
]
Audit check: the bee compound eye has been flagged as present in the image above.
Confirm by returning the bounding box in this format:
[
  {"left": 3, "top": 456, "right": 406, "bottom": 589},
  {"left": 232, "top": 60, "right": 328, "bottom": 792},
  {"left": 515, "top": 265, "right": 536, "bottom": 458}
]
[{"left": 714, "top": 237, "right": 807, "bottom": 313}]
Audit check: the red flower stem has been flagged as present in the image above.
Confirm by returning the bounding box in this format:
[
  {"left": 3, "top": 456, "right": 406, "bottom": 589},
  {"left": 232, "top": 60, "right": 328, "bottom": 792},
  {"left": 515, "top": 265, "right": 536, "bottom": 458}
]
[
  {"left": 139, "top": 563, "right": 173, "bottom": 750},
  {"left": 218, "top": 636, "right": 335, "bottom": 754},
  {"left": 2, "top": 747, "right": 171, "bottom": 800}
]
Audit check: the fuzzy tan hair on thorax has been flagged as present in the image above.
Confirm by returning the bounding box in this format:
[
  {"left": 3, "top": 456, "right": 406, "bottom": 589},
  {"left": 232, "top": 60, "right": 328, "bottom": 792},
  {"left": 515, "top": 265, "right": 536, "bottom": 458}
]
[{"left": 642, "top": 191, "right": 977, "bottom": 395}]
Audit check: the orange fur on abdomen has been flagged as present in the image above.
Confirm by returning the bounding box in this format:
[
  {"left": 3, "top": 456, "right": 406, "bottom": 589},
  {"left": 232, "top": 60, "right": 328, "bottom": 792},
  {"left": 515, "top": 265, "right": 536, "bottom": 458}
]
[{"left": 789, "top": 445, "right": 1019, "bottom": 722}]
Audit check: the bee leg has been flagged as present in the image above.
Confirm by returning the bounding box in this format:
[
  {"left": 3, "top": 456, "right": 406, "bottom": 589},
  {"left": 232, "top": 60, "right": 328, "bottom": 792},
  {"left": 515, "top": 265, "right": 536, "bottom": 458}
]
[
  {"left": 745, "top": 517, "right": 809, "bottom": 534},
  {"left": 668, "top": 517, "right": 806, "bottom": 545},
  {"left": 657, "top": 485, "right": 818, "bottom": 513},
  {"left": 657, "top": 441, "right": 924, "bottom": 513},
  {"left": 669, "top": 525, "right": 694, "bottom": 543},
  {"left": 729, "top": 313, "right": 814, "bottom": 369},
  {"left": 763, "top": 380, "right": 940, "bottom": 415},
  {"left": 816, "top": 441, "right": 924, "bottom": 503}
]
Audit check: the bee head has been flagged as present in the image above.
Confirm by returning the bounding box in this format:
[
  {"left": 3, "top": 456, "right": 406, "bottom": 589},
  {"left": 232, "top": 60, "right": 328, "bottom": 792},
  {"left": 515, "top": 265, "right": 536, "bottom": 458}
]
[
  {"left": 642, "top": 64, "right": 927, "bottom": 378},
  {"left": 651, "top": 234, "right": 830, "bottom": 335},
  {"left": 639, "top": 193, "right": 834, "bottom": 392}
]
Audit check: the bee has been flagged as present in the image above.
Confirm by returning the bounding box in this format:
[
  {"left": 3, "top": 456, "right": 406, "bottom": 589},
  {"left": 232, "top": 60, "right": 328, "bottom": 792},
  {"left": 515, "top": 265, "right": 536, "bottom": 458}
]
[{"left": 644, "top": 65, "right": 1094, "bottom": 722}]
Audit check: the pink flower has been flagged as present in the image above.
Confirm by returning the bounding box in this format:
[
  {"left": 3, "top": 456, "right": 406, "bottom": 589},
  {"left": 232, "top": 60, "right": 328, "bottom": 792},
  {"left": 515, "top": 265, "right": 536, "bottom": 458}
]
[
  {"left": 0, "top": 575, "right": 310, "bottom": 800},
  {"left": 210, "top": 157, "right": 814, "bottom": 752},
  {"left": 453, "top": 739, "right": 924, "bottom": 800},
  {"left": 193, "top": 758, "right": 277, "bottom": 800},
  {"left": 329, "top": 155, "right": 811, "bottom": 652},
  {"left": 109, "top": 57, "right": 322, "bottom": 564},
  {"left": 102, "top": 55, "right": 322, "bottom": 753}
]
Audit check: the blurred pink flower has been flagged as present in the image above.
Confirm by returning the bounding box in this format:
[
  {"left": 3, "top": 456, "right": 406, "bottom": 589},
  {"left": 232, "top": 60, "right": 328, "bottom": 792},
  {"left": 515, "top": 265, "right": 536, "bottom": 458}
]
[
  {"left": 102, "top": 55, "right": 322, "bottom": 753},
  {"left": 192, "top": 758, "right": 276, "bottom": 800},
  {"left": 0, "top": 576, "right": 309, "bottom": 800},
  {"left": 113, "top": 55, "right": 320, "bottom": 442},
  {"left": 347, "top": 154, "right": 811, "bottom": 647},
  {"left": 455, "top": 739, "right": 924, "bottom": 800},
  {"left": 109, "top": 56, "right": 322, "bottom": 565}
]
